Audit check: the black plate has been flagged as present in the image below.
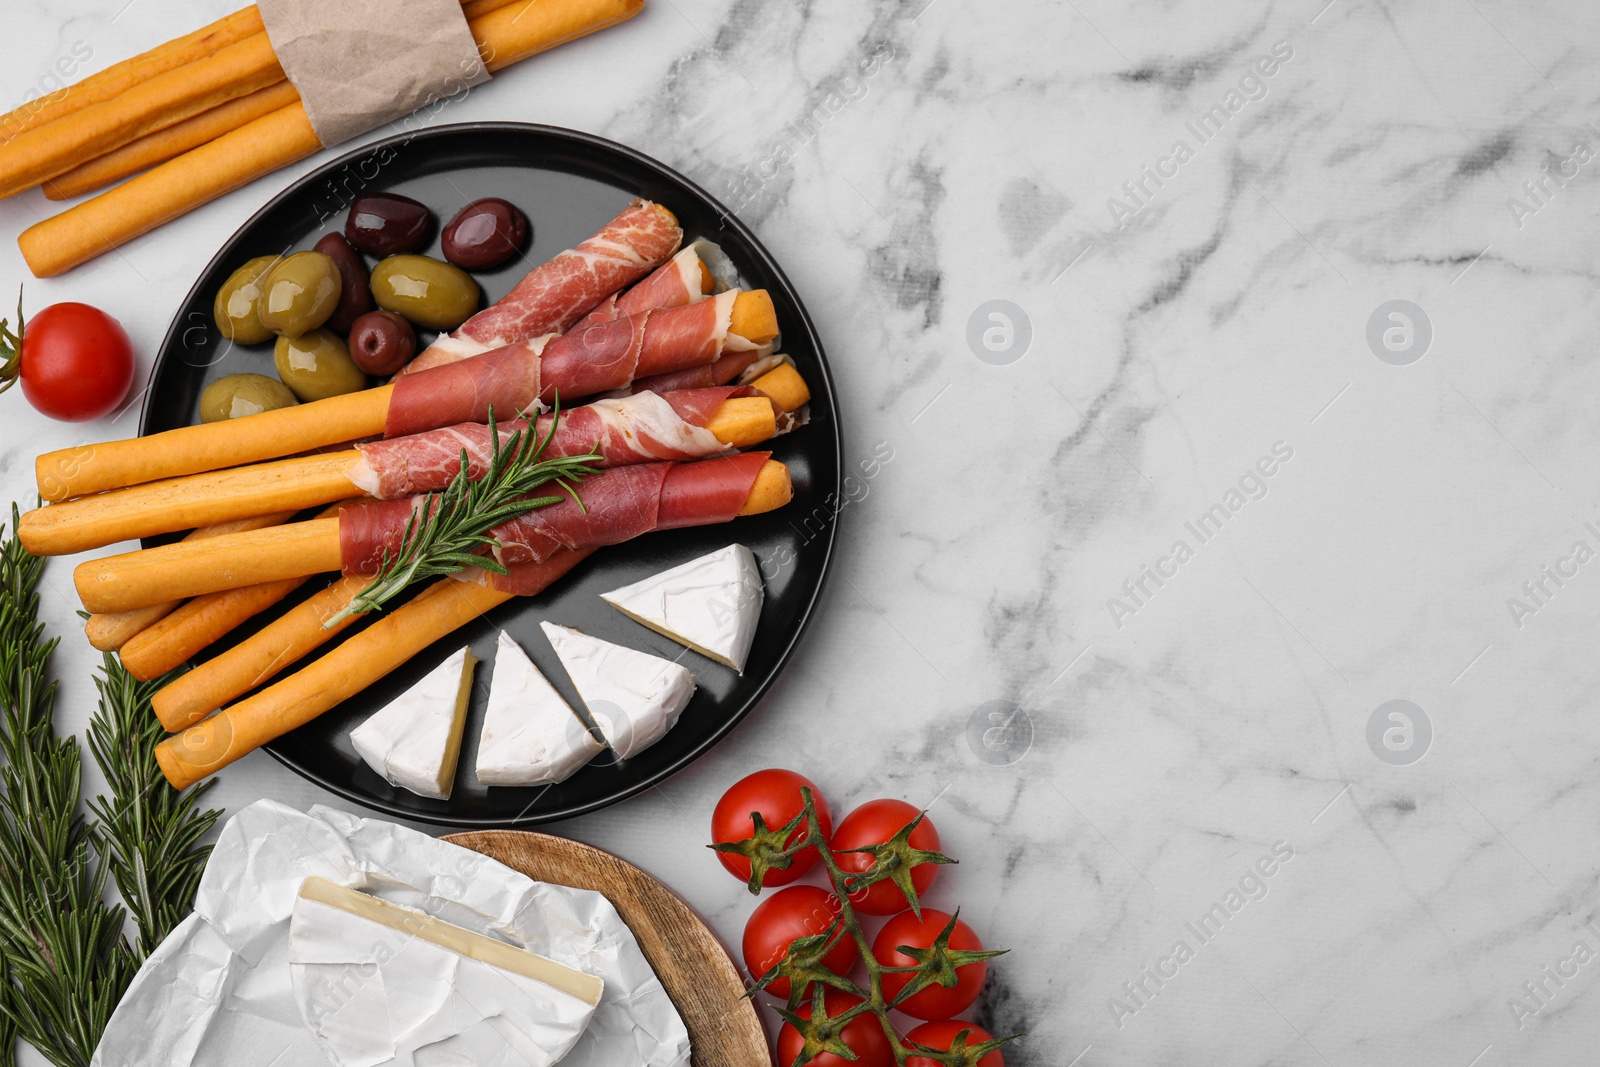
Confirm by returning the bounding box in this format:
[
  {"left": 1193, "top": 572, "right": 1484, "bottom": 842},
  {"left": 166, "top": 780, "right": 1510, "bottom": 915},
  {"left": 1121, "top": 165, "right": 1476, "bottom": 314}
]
[{"left": 143, "top": 123, "right": 840, "bottom": 826}]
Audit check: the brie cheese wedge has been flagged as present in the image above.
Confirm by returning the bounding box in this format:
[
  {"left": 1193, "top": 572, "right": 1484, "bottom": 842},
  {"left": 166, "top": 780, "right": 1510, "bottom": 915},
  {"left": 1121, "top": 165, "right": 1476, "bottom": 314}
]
[
  {"left": 349, "top": 646, "right": 477, "bottom": 800},
  {"left": 476, "top": 631, "right": 605, "bottom": 787},
  {"left": 289, "top": 876, "right": 602, "bottom": 1067},
  {"left": 541, "top": 623, "right": 695, "bottom": 760},
  {"left": 600, "top": 544, "right": 764, "bottom": 673}
]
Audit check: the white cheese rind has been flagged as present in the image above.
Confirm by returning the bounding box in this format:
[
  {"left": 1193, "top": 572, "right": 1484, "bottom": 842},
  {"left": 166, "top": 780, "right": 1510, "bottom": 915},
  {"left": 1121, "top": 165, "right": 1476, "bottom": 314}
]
[
  {"left": 600, "top": 544, "right": 764, "bottom": 673},
  {"left": 289, "top": 877, "right": 601, "bottom": 1067},
  {"left": 541, "top": 623, "right": 695, "bottom": 760},
  {"left": 476, "top": 631, "right": 605, "bottom": 787},
  {"left": 349, "top": 646, "right": 477, "bottom": 800}
]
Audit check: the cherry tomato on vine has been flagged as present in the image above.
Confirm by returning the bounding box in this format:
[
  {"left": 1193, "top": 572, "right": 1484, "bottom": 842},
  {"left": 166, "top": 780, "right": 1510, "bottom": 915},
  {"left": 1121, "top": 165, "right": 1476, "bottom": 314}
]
[
  {"left": 0, "top": 299, "right": 134, "bottom": 422},
  {"left": 874, "top": 909, "right": 988, "bottom": 1020},
  {"left": 712, "top": 769, "right": 832, "bottom": 887},
  {"left": 830, "top": 798, "right": 941, "bottom": 914},
  {"left": 743, "top": 885, "right": 857, "bottom": 998},
  {"left": 775, "top": 990, "right": 895, "bottom": 1067},
  {"left": 904, "top": 1020, "right": 1006, "bottom": 1067}
]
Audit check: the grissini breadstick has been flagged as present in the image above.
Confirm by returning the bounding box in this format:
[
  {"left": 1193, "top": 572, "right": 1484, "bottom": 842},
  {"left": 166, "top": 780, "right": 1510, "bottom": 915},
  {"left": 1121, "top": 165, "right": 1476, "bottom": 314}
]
[
  {"left": 149, "top": 458, "right": 793, "bottom": 728},
  {"left": 35, "top": 387, "right": 390, "bottom": 503},
  {"left": 20, "top": 103, "right": 320, "bottom": 279},
  {"left": 19, "top": 0, "right": 646, "bottom": 277},
  {"left": 155, "top": 460, "right": 794, "bottom": 789},
  {"left": 27, "top": 383, "right": 781, "bottom": 556},
  {"left": 0, "top": 33, "right": 286, "bottom": 200},
  {"left": 43, "top": 81, "right": 301, "bottom": 201},
  {"left": 74, "top": 450, "right": 788, "bottom": 613},
  {"left": 156, "top": 572, "right": 529, "bottom": 789},
  {"left": 749, "top": 364, "right": 811, "bottom": 413},
  {"left": 33, "top": 286, "right": 772, "bottom": 503},
  {"left": 117, "top": 499, "right": 358, "bottom": 679},
  {"left": 24, "top": 451, "right": 361, "bottom": 558},
  {"left": 81, "top": 509, "right": 300, "bottom": 650},
  {"left": 152, "top": 574, "right": 372, "bottom": 731},
  {"left": 123, "top": 575, "right": 315, "bottom": 683},
  {"left": 0, "top": 7, "right": 265, "bottom": 142},
  {"left": 86, "top": 603, "right": 181, "bottom": 654},
  {"left": 78, "top": 518, "right": 343, "bottom": 615}
]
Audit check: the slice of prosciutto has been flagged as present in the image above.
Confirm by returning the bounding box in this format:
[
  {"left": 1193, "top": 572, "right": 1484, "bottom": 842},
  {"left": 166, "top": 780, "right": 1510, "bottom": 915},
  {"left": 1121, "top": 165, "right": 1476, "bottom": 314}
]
[
  {"left": 472, "top": 546, "right": 597, "bottom": 598},
  {"left": 384, "top": 290, "right": 756, "bottom": 438},
  {"left": 339, "top": 452, "right": 771, "bottom": 576},
  {"left": 568, "top": 244, "right": 710, "bottom": 331},
  {"left": 350, "top": 387, "right": 768, "bottom": 498},
  {"left": 410, "top": 199, "right": 682, "bottom": 370}
]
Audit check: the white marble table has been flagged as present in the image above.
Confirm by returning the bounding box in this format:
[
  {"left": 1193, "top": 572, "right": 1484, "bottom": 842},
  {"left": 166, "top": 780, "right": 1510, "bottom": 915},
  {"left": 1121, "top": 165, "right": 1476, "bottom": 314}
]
[{"left": 5, "top": 0, "right": 1600, "bottom": 1063}]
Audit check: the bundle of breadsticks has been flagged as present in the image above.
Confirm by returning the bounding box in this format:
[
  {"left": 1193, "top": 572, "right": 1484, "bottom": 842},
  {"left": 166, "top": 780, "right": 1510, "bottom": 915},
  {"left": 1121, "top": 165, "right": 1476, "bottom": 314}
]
[
  {"left": 5, "top": 0, "right": 644, "bottom": 277},
  {"left": 21, "top": 200, "right": 812, "bottom": 791}
]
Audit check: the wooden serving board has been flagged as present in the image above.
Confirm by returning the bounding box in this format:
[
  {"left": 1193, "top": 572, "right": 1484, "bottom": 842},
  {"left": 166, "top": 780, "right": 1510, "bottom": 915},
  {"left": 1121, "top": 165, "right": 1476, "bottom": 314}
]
[{"left": 446, "top": 830, "right": 772, "bottom": 1067}]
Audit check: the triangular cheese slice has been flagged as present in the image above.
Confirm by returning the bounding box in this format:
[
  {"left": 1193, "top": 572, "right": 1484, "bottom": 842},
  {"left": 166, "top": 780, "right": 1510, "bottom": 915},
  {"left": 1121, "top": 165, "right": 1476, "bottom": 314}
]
[
  {"left": 476, "top": 631, "right": 605, "bottom": 787},
  {"left": 349, "top": 646, "right": 477, "bottom": 800},
  {"left": 600, "top": 544, "right": 764, "bottom": 673},
  {"left": 289, "top": 876, "right": 602, "bottom": 1067},
  {"left": 540, "top": 622, "right": 695, "bottom": 760}
]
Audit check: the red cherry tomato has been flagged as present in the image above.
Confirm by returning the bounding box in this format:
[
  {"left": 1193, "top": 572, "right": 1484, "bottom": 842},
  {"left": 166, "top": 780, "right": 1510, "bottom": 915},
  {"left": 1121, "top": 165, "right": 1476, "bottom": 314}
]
[
  {"left": 712, "top": 769, "right": 832, "bottom": 887},
  {"left": 874, "top": 909, "right": 987, "bottom": 1020},
  {"left": 775, "top": 991, "right": 895, "bottom": 1067},
  {"left": 830, "top": 799, "right": 940, "bottom": 914},
  {"left": 4, "top": 302, "right": 135, "bottom": 422},
  {"left": 742, "top": 885, "right": 857, "bottom": 998},
  {"left": 904, "top": 1020, "right": 1006, "bottom": 1067}
]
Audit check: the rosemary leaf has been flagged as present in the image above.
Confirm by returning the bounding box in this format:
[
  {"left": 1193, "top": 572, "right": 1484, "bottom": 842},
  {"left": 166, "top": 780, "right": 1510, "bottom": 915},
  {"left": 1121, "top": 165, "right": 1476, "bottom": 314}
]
[{"left": 326, "top": 402, "right": 600, "bottom": 628}]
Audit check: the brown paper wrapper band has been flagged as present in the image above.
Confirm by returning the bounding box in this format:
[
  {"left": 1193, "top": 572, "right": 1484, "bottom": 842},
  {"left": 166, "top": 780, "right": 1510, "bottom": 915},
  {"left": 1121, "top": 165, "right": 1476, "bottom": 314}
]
[{"left": 258, "top": 0, "right": 491, "bottom": 148}]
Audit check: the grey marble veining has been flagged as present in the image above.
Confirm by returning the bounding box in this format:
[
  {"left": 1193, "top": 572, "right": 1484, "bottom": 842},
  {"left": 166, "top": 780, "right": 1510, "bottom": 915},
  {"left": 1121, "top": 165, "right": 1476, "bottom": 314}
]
[{"left": 4, "top": 0, "right": 1600, "bottom": 1063}]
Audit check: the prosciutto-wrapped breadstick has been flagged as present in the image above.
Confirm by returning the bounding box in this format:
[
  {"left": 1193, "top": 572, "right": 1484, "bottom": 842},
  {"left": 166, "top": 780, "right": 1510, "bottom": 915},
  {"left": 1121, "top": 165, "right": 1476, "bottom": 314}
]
[
  {"left": 153, "top": 457, "right": 792, "bottom": 789},
  {"left": 76, "top": 452, "right": 781, "bottom": 614},
  {"left": 26, "top": 286, "right": 778, "bottom": 541},
  {"left": 408, "top": 199, "right": 682, "bottom": 370},
  {"left": 27, "top": 358, "right": 785, "bottom": 557}
]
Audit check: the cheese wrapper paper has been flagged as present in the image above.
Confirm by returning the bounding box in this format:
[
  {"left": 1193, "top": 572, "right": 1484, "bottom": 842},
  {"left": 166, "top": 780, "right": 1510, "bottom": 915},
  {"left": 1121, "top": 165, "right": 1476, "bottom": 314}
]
[
  {"left": 90, "top": 800, "right": 691, "bottom": 1067},
  {"left": 258, "top": 0, "right": 490, "bottom": 147}
]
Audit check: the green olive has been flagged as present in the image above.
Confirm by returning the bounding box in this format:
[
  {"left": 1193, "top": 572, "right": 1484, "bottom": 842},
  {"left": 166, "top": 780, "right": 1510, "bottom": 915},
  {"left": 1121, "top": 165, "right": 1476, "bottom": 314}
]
[
  {"left": 198, "top": 373, "right": 300, "bottom": 423},
  {"left": 273, "top": 329, "right": 367, "bottom": 401},
  {"left": 370, "top": 254, "right": 480, "bottom": 331},
  {"left": 257, "top": 251, "right": 342, "bottom": 339},
  {"left": 213, "top": 256, "right": 281, "bottom": 344}
]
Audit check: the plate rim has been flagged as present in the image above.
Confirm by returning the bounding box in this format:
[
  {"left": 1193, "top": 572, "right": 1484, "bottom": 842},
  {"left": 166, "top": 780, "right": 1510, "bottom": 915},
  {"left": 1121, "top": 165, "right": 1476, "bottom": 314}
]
[{"left": 142, "top": 121, "right": 842, "bottom": 828}]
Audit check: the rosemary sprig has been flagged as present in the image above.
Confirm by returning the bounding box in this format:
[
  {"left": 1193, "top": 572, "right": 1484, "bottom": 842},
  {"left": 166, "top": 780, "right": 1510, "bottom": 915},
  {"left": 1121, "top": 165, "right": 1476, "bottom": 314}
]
[
  {"left": 716, "top": 789, "right": 1022, "bottom": 1067},
  {"left": 0, "top": 507, "right": 222, "bottom": 1067},
  {"left": 0, "top": 505, "right": 134, "bottom": 1067},
  {"left": 326, "top": 402, "right": 600, "bottom": 628},
  {"left": 87, "top": 654, "right": 220, "bottom": 961}
]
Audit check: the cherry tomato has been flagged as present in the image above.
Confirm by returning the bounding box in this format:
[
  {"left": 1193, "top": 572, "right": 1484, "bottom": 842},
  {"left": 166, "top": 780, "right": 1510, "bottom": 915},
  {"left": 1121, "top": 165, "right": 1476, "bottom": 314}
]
[
  {"left": 830, "top": 799, "right": 941, "bottom": 914},
  {"left": 2, "top": 301, "right": 135, "bottom": 422},
  {"left": 904, "top": 1020, "right": 1006, "bottom": 1067},
  {"left": 874, "top": 909, "right": 987, "bottom": 1021},
  {"left": 775, "top": 991, "right": 894, "bottom": 1067},
  {"left": 743, "top": 885, "right": 857, "bottom": 997},
  {"left": 712, "top": 769, "right": 832, "bottom": 887}
]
